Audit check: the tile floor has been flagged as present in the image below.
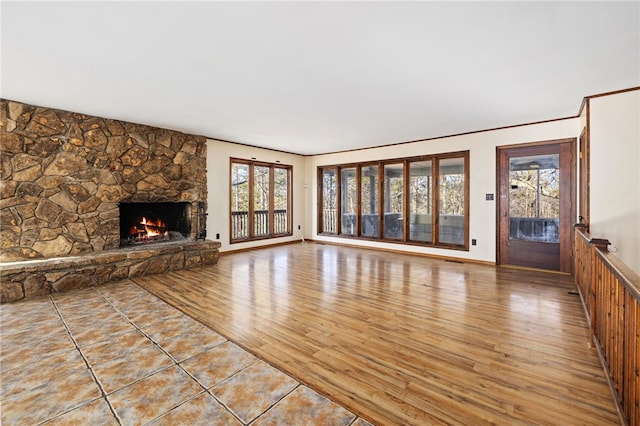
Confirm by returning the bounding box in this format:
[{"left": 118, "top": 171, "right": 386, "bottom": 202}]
[{"left": 0, "top": 281, "right": 374, "bottom": 425}]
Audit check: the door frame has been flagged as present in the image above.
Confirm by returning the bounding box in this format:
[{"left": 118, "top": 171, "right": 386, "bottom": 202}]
[
  {"left": 496, "top": 138, "right": 576, "bottom": 273},
  {"left": 578, "top": 127, "right": 590, "bottom": 230}
]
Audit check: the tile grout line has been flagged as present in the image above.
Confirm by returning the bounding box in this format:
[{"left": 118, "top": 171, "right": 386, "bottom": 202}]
[
  {"left": 49, "top": 292, "right": 123, "bottom": 426},
  {"left": 175, "top": 352, "right": 256, "bottom": 425},
  {"left": 97, "top": 287, "right": 250, "bottom": 426},
  {"left": 247, "top": 383, "right": 303, "bottom": 426},
  {"left": 97, "top": 285, "right": 371, "bottom": 425}
]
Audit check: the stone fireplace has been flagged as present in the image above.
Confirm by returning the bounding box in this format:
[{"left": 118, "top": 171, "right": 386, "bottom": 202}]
[{"left": 0, "top": 99, "right": 220, "bottom": 302}]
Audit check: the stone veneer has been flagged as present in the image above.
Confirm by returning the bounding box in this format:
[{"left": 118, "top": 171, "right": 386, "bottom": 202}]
[
  {"left": 0, "top": 240, "right": 220, "bottom": 303},
  {"left": 0, "top": 99, "right": 219, "bottom": 302}
]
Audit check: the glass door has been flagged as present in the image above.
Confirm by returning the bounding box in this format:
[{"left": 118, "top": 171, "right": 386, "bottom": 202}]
[{"left": 498, "top": 140, "right": 575, "bottom": 272}]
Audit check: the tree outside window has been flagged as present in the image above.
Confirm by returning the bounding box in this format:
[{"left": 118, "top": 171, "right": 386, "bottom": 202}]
[{"left": 230, "top": 159, "right": 291, "bottom": 242}]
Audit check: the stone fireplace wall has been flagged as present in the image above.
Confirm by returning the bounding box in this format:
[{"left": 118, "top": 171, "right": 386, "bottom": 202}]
[{"left": 0, "top": 99, "right": 208, "bottom": 262}]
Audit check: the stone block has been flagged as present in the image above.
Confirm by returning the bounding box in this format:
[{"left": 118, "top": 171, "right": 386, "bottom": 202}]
[
  {"left": 83, "top": 128, "right": 107, "bottom": 149},
  {"left": 0, "top": 225, "right": 20, "bottom": 247},
  {"left": 61, "top": 183, "right": 92, "bottom": 203},
  {"left": 1, "top": 132, "right": 25, "bottom": 154},
  {"left": 35, "top": 198, "right": 63, "bottom": 222},
  {"left": 78, "top": 196, "right": 101, "bottom": 214},
  {"left": 40, "top": 227, "right": 64, "bottom": 241},
  {"left": 104, "top": 235, "right": 120, "bottom": 250},
  {"left": 36, "top": 175, "right": 67, "bottom": 190},
  {"left": 105, "top": 119, "right": 125, "bottom": 136},
  {"left": 94, "top": 252, "right": 127, "bottom": 265},
  {"left": 1, "top": 281, "right": 24, "bottom": 303},
  {"left": 8, "top": 101, "right": 24, "bottom": 120},
  {"left": 169, "top": 252, "right": 185, "bottom": 270},
  {"left": 13, "top": 164, "right": 43, "bottom": 182},
  {"left": 185, "top": 254, "right": 202, "bottom": 268},
  {"left": 128, "top": 261, "right": 149, "bottom": 278},
  {"left": 44, "top": 271, "right": 68, "bottom": 282},
  {"left": 27, "top": 139, "right": 62, "bottom": 157},
  {"left": 95, "top": 184, "right": 128, "bottom": 203},
  {"left": 110, "top": 265, "right": 129, "bottom": 281},
  {"left": 32, "top": 235, "right": 73, "bottom": 258},
  {"left": 202, "top": 250, "right": 220, "bottom": 265},
  {"left": 92, "top": 265, "right": 115, "bottom": 286},
  {"left": 12, "top": 153, "right": 41, "bottom": 172},
  {"left": 145, "top": 257, "right": 170, "bottom": 275},
  {"left": 52, "top": 274, "right": 91, "bottom": 292},
  {"left": 16, "top": 182, "right": 43, "bottom": 198},
  {"left": 22, "top": 217, "right": 48, "bottom": 230},
  {"left": 70, "top": 242, "right": 92, "bottom": 256},
  {"left": 1, "top": 180, "right": 18, "bottom": 198},
  {"left": 44, "top": 152, "right": 89, "bottom": 176},
  {"left": 121, "top": 146, "right": 148, "bottom": 167},
  {"left": 173, "top": 151, "right": 189, "bottom": 165},
  {"left": 57, "top": 211, "right": 79, "bottom": 227},
  {"left": 20, "top": 229, "right": 40, "bottom": 247},
  {"left": 24, "top": 274, "right": 50, "bottom": 298},
  {"left": 0, "top": 247, "right": 41, "bottom": 262},
  {"left": 31, "top": 109, "right": 67, "bottom": 134},
  {"left": 50, "top": 190, "right": 78, "bottom": 214},
  {"left": 66, "top": 222, "right": 89, "bottom": 242}
]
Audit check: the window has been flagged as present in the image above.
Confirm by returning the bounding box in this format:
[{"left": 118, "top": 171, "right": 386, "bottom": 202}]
[
  {"left": 409, "top": 160, "right": 432, "bottom": 242},
  {"left": 438, "top": 157, "right": 465, "bottom": 245},
  {"left": 318, "top": 151, "right": 469, "bottom": 250},
  {"left": 361, "top": 165, "right": 379, "bottom": 238},
  {"left": 230, "top": 159, "right": 292, "bottom": 242},
  {"left": 383, "top": 163, "right": 404, "bottom": 239},
  {"left": 341, "top": 167, "right": 357, "bottom": 236},
  {"left": 320, "top": 168, "right": 337, "bottom": 233}
]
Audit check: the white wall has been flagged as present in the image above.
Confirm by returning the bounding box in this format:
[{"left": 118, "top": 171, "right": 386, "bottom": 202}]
[
  {"left": 206, "top": 92, "right": 638, "bottom": 271},
  {"left": 206, "top": 139, "right": 306, "bottom": 252},
  {"left": 305, "top": 119, "right": 579, "bottom": 264},
  {"left": 589, "top": 89, "right": 640, "bottom": 274}
]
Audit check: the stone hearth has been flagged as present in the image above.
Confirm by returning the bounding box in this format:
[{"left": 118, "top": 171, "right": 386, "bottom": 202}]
[
  {"left": 0, "top": 240, "right": 220, "bottom": 303},
  {"left": 0, "top": 99, "right": 219, "bottom": 302}
]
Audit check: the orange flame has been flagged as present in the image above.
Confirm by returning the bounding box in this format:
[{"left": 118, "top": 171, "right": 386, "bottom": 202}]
[{"left": 129, "top": 216, "right": 169, "bottom": 241}]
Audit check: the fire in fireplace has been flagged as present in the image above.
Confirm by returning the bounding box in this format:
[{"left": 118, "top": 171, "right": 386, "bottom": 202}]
[
  {"left": 128, "top": 216, "right": 170, "bottom": 244},
  {"left": 119, "top": 202, "right": 192, "bottom": 246}
]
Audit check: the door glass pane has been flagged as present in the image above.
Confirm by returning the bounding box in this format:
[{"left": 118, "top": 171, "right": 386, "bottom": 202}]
[
  {"left": 509, "top": 154, "right": 559, "bottom": 242},
  {"left": 231, "top": 163, "right": 249, "bottom": 239},
  {"left": 274, "top": 168, "right": 288, "bottom": 234},
  {"left": 361, "top": 165, "right": 379, "bottom": 237},
  {"left": 253, "top": 165, "right": 270, "bottom": 237},
  {"left": 439, "top": 157, "right": 465, "bottom": 245},
  {"left": 409, "top": 160, "right": 432, "bottom": 242},
  {"left": 322, "top": 168, "right": 337, "bottom": 233},
  {"left": 341, "top": 168, "right": 357, "bottom": 235},
  {"left": 383, "top": 163, "right": 404, "bottom": 239}
]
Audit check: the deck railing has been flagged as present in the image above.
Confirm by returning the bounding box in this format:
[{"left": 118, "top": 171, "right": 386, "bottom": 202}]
[
  {"left": 574, "top": 225, "right": 640, "bottom": 426},
  {"left": 231, "top": 209, "right": 288, "bottom": 239},
  {"left": 322, "top": 209, "right": 337, "bottom": 233}
]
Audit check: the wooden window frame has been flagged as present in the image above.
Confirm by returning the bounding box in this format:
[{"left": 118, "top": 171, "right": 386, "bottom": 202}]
[
  {"left": 317, "top": 151, "right": 469, "bottom": 251},
  {"left": 230, "top": 158, "right": 292, "bottom": 243}
]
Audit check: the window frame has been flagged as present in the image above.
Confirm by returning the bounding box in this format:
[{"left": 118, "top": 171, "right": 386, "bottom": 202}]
[
  {"left": 230, "top": 158, "right": 292, "bottom": 243},
  {"left": 317, "top": 151, "right": 469, "bottom": 250}
]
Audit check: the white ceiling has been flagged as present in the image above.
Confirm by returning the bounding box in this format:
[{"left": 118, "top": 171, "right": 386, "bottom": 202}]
[{"left": 2, "top": 2, "right": 639, "bottom": 155}]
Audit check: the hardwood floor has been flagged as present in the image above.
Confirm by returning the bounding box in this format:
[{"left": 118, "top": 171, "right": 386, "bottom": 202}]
[{"left": 133, "top": 242, "right": 619, "bottom": 425}]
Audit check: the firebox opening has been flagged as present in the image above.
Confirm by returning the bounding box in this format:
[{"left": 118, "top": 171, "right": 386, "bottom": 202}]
[{"left": 119, "top": 202, "right": 192, "bottom": 247}]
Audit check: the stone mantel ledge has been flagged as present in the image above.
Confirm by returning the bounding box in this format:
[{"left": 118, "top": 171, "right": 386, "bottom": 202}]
[{"left": 0, "top": 240, "right": 221, "bottom": 303}]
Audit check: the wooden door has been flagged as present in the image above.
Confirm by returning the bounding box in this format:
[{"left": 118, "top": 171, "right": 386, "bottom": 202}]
[{"left": 497, "top": 139, "right": 575, "bottom": 272}]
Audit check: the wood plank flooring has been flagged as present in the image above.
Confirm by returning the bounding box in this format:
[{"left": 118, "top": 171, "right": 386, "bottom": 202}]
[{"left": 133, "top": 242, "right": 619, "bottom": 425}]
